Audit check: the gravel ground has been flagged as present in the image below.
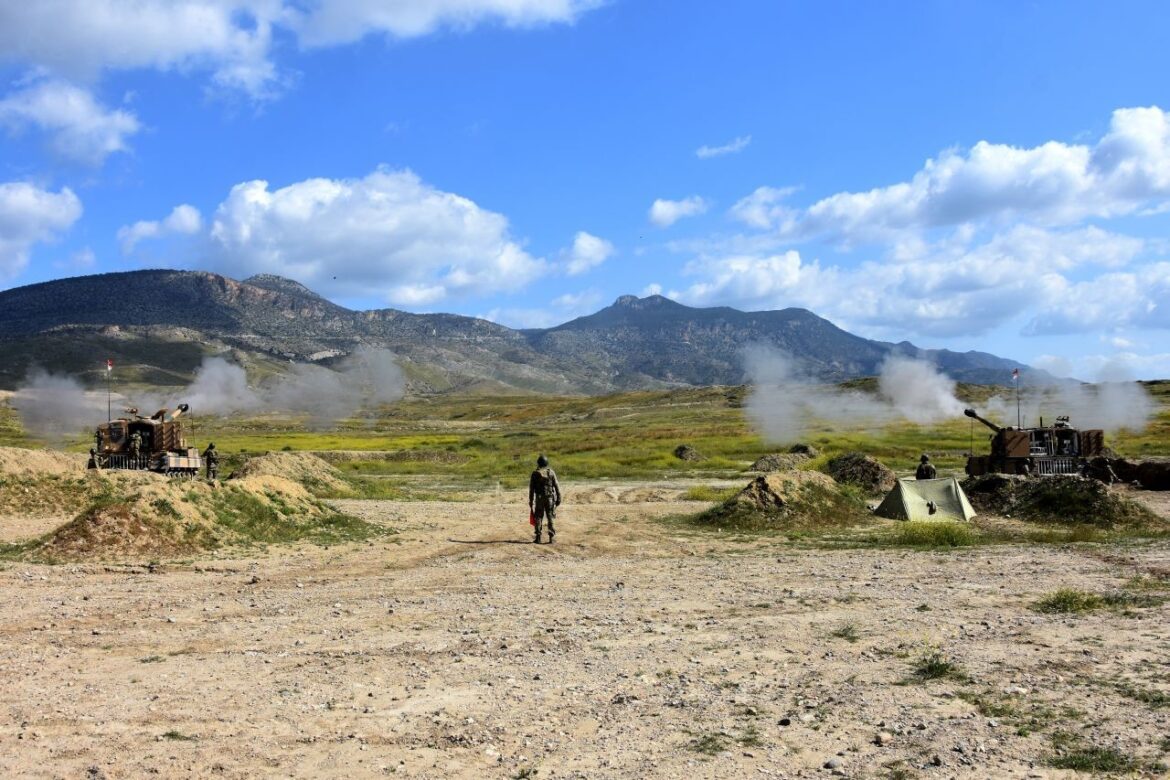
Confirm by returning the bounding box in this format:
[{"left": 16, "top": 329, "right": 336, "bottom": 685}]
[{"left": 1, "top": 486, "right": 1168, "bottom": 779}]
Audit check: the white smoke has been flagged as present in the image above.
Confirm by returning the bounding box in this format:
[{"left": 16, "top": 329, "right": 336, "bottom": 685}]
[
  {"left": 12, "top": 347, "right": 407, "bottom": 443},
  {"left": 11, "top": 368, "right": 103, "bottom": 444},
  {"left": 180, "top": 346, "right": 407, "bottom": 427},
  {"left": 743, "top": 346, "right": 965, "bottom": 444},
  {"left": 985, "top": 363, "right": 1153, "bottom": 433}
]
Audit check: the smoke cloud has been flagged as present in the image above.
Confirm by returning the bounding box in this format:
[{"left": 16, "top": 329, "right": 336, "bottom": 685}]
[
  {"left": 13, "top": 347, "right": 407, "bottom": 444},
  {"left": 11, "top": 368, "right": 103, "bottom": 444},
  {"left": 985, "top": 364, "right": 1153, "bottom": 433},
  {"left": 743, "top": 347, "right": 966, "bottom": 444}
]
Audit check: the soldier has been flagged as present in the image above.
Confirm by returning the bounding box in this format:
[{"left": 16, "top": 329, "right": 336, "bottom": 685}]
[
  {"left": 915, "top": 453, "right": 937, "bottom": 480},
  {"left": 202, "top": 442, "right": 219, "bottom": 480},
  {"left": 128, "top": 431, "right": 143, "bottom": 467},
  {"left": 528, "top": 454, "right": 562, "bottom": 544}
]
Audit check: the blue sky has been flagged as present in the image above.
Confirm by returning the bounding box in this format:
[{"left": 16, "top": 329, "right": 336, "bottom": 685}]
[{"left": 2, "top": 1, "right": 1170, "bottom": 379}]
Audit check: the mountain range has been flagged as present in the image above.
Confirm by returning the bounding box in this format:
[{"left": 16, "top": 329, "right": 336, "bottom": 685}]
[{"left": 0, "top": 270, "right": 1028, "bottom": 393}]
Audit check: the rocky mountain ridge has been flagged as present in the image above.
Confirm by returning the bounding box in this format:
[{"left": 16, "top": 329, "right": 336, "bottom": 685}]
[{"left": 0, "top": 270, "right": 1029, "bottom": 392}]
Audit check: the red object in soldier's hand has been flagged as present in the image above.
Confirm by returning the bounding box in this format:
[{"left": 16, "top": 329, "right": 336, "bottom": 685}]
[{"left": 529, "top": 510, "right": 536, "bottom": 526}]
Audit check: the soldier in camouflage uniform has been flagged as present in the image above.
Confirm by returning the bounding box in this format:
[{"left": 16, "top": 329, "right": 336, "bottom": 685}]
[
  {"left": 129, "top": 431, "right": 143, "bottom": 467},
  {"left": 202, "top": 442, "right": 220, "bottom": 480},
  {"left": 915, "top": 454, "right": 937, "bottom": 480},
  {"left": 528, "top": 454, "right": 562, "bottom": 544}
]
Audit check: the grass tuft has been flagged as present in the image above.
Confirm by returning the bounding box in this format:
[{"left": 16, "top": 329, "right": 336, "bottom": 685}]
[{"left": 1032, "top": 588, "right": 1105, "bottom": 614}]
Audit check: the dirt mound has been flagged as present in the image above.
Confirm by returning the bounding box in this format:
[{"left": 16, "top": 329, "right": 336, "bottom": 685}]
[
  {"left": 233, "top": 452, "right": 351, "bottom": 495},
  {"left": 695, "top": 472, "right": 869, "bottom": 530},
  {"left": 1111, "top": 457, "right": 1170, "bottom": 490},
  {"left": 37, "top": 503, "right": 203, "bottom": 561},
  {"left": 825, "top": 452, "right": 895, "bottom": 494},
  {"left": 748, "top": 453, "right": 809, "bottom": 472},
  {"left": 569, "top": 487, "right": 681, "bottom": 504},
  {"left": 23, "top": 469, "right": 378, "bottom": 562},
  {"left": 673, "top": 444, "right": 703, "bottom": 461},
  {"left": 962, "top": 474, "right": 1160, "bottom": 528},
  {"left": 789, "top": 443, "right": 820, "bottom": 458},
  {"left": 0, "top": 447, "right": 86, "bottom": 477}
]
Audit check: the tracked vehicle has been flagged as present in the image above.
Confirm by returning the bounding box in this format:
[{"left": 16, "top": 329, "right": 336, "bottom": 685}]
[
  {"left": 90, "top": 404, "right": 203, "bottom": 476},
  {"left": 963, "top": 407, "right": 1105, "bottom": 477}
]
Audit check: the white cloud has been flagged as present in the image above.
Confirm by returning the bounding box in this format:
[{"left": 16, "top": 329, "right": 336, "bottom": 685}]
[
  {"left": 0, "top": 1, "right": 601, "bottom": 99},
  {"left": 564, "top": 231, "right": 613, "bottom": 275},
  {"left": 761, "top": 106, "right": 1170, "bottom": 243},
  {"left": 1025, "top": 262, "right": 1170, "bottom": 335},
  {"left": 675, "top": 224, "right": 1149, "bottom": 338},
  {"left": 54, "top": 246, "right": 96, "bottom": 272},
  {"left": 0, "top": 1, "right": 282, "bottom": 97},
  {"left": 0, "top": 182, "right": 83, "bottom": 280},
  {"left": 729, "top": 185, "right": 797, "bottom": 229},
  {"left": 0, "top": 78, "right": 141, "bottom": 165},
  {"left": 696, "top": 135, "right": 751, "bottom": 159},
  {"left": 641, "top": 282, "right": 663, "bottom": 296},
  {"left": 482, "top": 289, "right": 604, "bottom": 329},
  {"left": 205, "top": 168, "right": 546, "bottom": 305},
  {"left": 649, "top": 196, "right": 709, "bottom": 228},
  {"left": 291, "top": 0, "right": 603, "bottom": 47},
  {"left": 118, "top": 204, "right": 203, "bottom": 253}
]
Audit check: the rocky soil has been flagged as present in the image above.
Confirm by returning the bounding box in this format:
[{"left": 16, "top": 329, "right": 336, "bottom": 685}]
[{"left": 1, "top": 484, "right": 1169, "bottom": 778}]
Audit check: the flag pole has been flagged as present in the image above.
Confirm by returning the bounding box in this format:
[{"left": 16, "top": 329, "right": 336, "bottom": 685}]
[
  {"left": 1014, "top": 369, "right": 1021, "bottom": 429},
  {"left": 106, "top": 359, "right": 112, "bottom": 422}
]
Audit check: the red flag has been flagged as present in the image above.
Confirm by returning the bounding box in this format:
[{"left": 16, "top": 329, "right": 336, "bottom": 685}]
[
  {"left": 106, "top": 359, "right": 113, "bottom": 372},
  {"left": 529, "top": 510, "right": 536, "bottom": 526},
  {"left": 1011, "top": 368, "right": 1019, "bottom": 381}
]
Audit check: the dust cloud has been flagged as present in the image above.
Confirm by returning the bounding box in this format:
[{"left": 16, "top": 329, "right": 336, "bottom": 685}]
[
  {"left": 743, "top": 346, "right": 966, "bottom": 444},
  {"left": 12, "top": 348, "right": 407, "bottom": 443}
]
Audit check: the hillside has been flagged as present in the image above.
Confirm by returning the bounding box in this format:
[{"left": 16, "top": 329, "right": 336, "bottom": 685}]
[{"left": 0, "top": 270, "right": 1028, "bottom": 392}]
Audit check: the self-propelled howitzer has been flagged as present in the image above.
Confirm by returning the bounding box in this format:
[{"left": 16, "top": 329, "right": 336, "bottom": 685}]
[
  {"left": 89, "top": 403, "right": 203, "bottom": 476},
  {"left": 963, "top": 407, "right": 1105, "bottom": 477}
]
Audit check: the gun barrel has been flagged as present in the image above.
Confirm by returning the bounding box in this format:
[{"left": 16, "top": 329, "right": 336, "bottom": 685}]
[{"left": 964, "top": 407, "right": 1003, "bottom": 433}]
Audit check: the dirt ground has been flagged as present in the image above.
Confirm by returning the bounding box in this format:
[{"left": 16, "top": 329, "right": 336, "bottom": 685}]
[{"left": 2, "top": 484, "right": 1169, "bottom": 779}]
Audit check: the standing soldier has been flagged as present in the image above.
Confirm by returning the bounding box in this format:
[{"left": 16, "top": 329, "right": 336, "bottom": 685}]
[
  {"left": 202, "top": 442, "right": 219, "bottom": 480},
  {"left": 128, "top": 431, "right": 143, "bottom": 468},
  {"left": 915, "top": 453, "right": 937, "bottom": 480},
  {"left": 528, "top": 454, "right": 562, "bottom": 544}
]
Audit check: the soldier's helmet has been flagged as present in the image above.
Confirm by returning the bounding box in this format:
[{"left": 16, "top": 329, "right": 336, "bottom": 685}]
[
  {"left": 537, "top": 454, "right": 549, "bottom": 468},
  {"left": 920, "top": 453, "right": 930, "bottom": 462},
  {"left": 208, "top": 442, "right": 215, "bottom": 449}
]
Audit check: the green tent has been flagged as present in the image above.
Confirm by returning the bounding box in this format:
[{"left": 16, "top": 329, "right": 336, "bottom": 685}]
[{"left": 875, "top": 477, "right": 976, "bottom": 522}]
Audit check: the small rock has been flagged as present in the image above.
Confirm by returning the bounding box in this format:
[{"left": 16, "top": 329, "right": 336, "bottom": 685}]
[
  {"left": 778, "top": 717, "right": 791, "bottom": 727},
  {"left": 823, "top": 758, "right": 841, "bottom": 770},
  {"left": 875, "top": 731, "right": 893, "bottom": 746}
]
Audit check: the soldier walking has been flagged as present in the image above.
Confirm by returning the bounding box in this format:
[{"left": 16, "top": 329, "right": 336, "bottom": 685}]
[
  {"left": 202, "top": 442, "right": 219, "bottom": 480},
  {"left": 528, "top": 454, "right": 562, "bottom": 544}
]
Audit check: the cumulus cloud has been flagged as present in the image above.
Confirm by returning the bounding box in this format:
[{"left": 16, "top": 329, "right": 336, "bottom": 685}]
[
  {"left": 649, "top": 196, "right": 709, "bottom": 228},
  {"left": 0, "top": 1, "right": 281, "bottom": 97},
  {"left": 729, "top": 185, "right": 797, "bottom": 229},
  {"left": 564, "top": 231, "right": 613, "bottom": 275},
  {"left": 204, "top": 168, "right": 546, "bottom": 305},
  {"left": 1025, "top": 262, "right": 1170, "bottom": 335},
  {"left": 676, "top": 224, "right": 1146, "bottom": 338},
  {"left": 0, "top": 1, "right": 600, "bottom": 99},
  {"left": 0, "top": 78, "right": 141, "bottom": 165},
  {"left": 0, "top": 181, "right": 83, "bottom": 280},
  {"left": 766, "top": 106, "right": 1170, "bottom": 243},
  {"left": 696, "top": 135, "right": 751, "bottom": 159},
  {"left": 118, "top": 204, "right": 203, "bottom": 253}
]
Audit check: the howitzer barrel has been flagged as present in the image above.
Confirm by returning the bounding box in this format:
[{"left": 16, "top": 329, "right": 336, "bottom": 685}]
[{"left": 964, "top": 407, "right": 1003, "bottom": 433}]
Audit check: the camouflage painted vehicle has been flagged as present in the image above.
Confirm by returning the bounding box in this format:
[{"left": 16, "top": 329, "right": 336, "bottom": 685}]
[
  {"left": 90, "top": 403, "right": 203, "bottom": 476},
  {"left": 964, "top": 407, "right": 1105, "bottom": 477}
]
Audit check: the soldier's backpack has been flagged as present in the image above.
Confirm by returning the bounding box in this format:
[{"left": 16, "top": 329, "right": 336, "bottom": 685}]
[{"left": 534, "top": 467, "right": 557, "bottom": 502}]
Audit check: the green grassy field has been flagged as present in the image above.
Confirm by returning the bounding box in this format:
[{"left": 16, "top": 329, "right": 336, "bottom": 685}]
[{"left": 5, "top": 381, "right": 1169, "bottom": 489}]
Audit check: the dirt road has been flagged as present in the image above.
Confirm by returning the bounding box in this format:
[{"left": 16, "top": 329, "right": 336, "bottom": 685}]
[{"left": 1, "top": 487, "right": 1168, "bottom": 778}]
